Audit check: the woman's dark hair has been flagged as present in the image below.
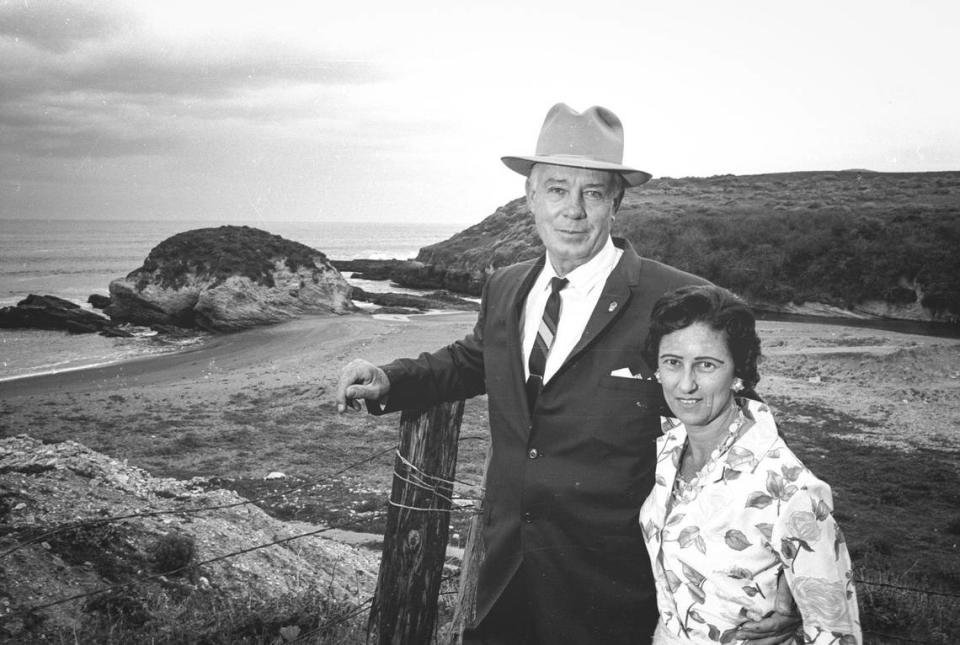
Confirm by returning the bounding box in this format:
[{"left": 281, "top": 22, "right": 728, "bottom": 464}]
[{"left": 643, "top": 284, "right": 762, "bottom": 398}]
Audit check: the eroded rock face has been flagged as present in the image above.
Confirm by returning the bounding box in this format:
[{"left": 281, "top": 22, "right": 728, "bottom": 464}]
[{"left": 106, "top": 226, "right": 356, "bottom": 331}]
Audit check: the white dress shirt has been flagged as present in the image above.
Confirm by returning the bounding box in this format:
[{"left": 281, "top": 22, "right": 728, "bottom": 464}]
[{"left": 521, "top": 237, "right": 622, "bottom": 383}]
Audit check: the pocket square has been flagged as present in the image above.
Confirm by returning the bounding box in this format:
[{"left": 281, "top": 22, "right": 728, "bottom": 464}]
[{"left": 610, "top": 367, "right": 643, "bottom": 379}]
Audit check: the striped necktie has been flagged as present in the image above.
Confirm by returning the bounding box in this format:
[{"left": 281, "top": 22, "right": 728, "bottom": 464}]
[{"left": 526, "top": 276, "right": 568, "bottom": 409}]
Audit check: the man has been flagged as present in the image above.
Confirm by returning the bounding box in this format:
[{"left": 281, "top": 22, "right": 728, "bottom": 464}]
[{"left": 336, "top": 104, "right": 796, "bottom": 644}]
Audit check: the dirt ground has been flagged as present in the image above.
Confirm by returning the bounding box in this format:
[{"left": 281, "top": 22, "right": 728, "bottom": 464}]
[{"left": 757, "top": 321, "right": 960, "bottom": 451}]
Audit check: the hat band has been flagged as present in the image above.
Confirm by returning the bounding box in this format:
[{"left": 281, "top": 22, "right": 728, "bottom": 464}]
[{"left": 535, "top": 153, "right": 621, "bottom": 164}]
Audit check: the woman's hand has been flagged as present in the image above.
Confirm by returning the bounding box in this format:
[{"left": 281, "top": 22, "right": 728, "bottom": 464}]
[{"left": 732, "top": 571, "right": 801, "bottom": 643}]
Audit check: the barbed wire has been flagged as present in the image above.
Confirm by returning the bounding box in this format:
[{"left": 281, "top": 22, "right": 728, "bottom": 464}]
[
  {"left": 0, "top": 443, "right": 397, "bottom": 559},
  {"left": 0, "top": 432, "right": 486, "bottom": 626},
  {"left": 0, "top": 510, "right": 390, "bottom": 623},
  {"left": 0, "top": 433, "right": 486, "bottom": 560},
  {"left": 854, "top": 578, "right": 960, "bottom": 599},
  {"left": 862, "top": 631, "right": 944, "bottom": 644}
]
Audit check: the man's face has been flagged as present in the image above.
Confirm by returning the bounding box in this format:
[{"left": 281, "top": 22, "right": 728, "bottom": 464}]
[{"left": 526, "top": 164, "right": 621, "bottom": 276}]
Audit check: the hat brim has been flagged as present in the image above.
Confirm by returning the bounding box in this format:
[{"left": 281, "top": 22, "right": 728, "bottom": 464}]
[{"left": 501, "top": 155, "right": 652, "bottom": 187}]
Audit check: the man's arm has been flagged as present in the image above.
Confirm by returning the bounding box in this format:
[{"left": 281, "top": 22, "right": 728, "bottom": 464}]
[{"left": 336, "top": 277, "right": 491, "bottom": 414}]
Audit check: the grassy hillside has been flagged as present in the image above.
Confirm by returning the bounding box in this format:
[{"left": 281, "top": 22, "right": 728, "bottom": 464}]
[{"left": 417, "top": 171, "right": 960, "bottom": 321}]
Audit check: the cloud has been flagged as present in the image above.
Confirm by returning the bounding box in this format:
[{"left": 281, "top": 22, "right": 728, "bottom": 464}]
[
  {"left": 0, "top": 1, "right": 388, "bottom": 163},
  {"left": 0, "top": 0, "right": 127, "bottom": 53},
  {"left": 57, "top": 40, "right": 383, "bottom": 98}
]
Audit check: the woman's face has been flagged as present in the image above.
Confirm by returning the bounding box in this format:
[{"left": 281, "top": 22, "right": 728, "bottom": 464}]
[{"left": 657, "top": 321, "right": 737, "bottom": 430}]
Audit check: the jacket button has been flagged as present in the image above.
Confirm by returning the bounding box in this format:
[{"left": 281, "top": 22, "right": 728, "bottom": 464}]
[
  {"left": 523, "top": 512, "right": 534, "bottom": 523},
  {"left": 528, "top": 448, "right": 539, "bottom": 459}
]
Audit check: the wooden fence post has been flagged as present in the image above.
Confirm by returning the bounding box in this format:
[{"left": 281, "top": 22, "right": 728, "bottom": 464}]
[
  {"left": 442, "top": 446, "right": 490, "bottom": 644},
  {"left": 368, "top": 400, "right": 466, "bottom": 645}
]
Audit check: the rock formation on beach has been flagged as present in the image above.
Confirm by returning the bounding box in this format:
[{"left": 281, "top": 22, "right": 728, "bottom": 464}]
[
  {"left": 106, "top": 226, "right": 356, "bottom": 332},
  {"left": 333, "top": 257, "right": 491, "bottom": 297},
  {"left": 350, "top": 287, "right": 479, "bottom": 313},
  {"left": 0, "top": 294, "right": 132, "bottom": 336}
]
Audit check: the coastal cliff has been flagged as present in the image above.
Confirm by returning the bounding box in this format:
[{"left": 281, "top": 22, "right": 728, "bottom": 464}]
[
  {"left": 106, "top": 226, "right": 356, "bottom": 332},
  {"left": 386, "top": 170, "right": 960, "bottom": 325}
]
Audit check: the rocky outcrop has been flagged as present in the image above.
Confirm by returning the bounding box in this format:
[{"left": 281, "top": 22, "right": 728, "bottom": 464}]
[
  {"left": 87, "top": 294, "right": 111, "bottom": 310},
  {"left": 414, "top": 197, "right": 542, "bottom": 277},
  {"left": 331, "top": 198, "right": 540, "bottom": 299},
  {"left": 0, "top": 434, "right": 377, "bottom": 640},
  {"left": 350, "top": 287, "right": 479, "bottom": 313},
  {"left": 106, "top": 226, "right": 356, "bottom": 332},
  {"left": 0, "top": 294, "right": 132, "bottom": 336},
  {"left": 333, "top": 259, "right": 488, "bottom": 298},
  {"left": 401, "top": 197, "right": 540, "bottom": 297}
]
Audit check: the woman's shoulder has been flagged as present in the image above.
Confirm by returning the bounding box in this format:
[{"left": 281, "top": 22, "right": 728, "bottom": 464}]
[
  {"left": 738, "top": 399, "right": 830, "bottom": 484},
  {"left": 746, "top": 403, "right": 838, "bottom": 502}
]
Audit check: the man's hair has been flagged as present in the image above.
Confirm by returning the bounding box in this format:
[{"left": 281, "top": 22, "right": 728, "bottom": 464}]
[
  {"left": 526, "top": 164, "right": 627, "bottom": 210},
  {"left": 643, "top": 285, "right": 763, "bottom": 397},
  {"left": 610, "top": 173, "right": 627, "bottom": 209}
]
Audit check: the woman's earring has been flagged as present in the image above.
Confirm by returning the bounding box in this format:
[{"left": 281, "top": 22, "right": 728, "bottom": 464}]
[
  {"left": 654, "top": 370, "right": 661, "bottom": 383},
  {"left": 732, "top": 377, "right": 744, "bottom": 392}
]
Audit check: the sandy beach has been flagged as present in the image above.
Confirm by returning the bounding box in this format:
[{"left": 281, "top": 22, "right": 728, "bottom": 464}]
[
  {"left": 2, "top": 310, "right": 959, "bottom": 489},
  {"left": 0, "top": 312, "right": 496, "bottom": 490},
  {"left": 3, "top": 311, "right": 958, "bottom": 456}
]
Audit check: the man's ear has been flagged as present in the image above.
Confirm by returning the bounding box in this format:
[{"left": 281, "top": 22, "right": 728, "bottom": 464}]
[{"left": 524, "top": 176, "right": 535, "bottom": 209}]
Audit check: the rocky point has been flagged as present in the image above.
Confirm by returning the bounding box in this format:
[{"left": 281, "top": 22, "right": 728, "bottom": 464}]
[{"left": 106, "top": 226, "right": 356, "bottom": 332}]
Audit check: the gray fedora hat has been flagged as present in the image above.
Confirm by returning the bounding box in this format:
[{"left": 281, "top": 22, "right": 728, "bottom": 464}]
[{"left": 501, "top": 103, "right": 651, "bottom": 187}]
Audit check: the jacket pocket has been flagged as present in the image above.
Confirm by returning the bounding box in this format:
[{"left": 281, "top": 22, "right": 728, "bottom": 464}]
[
  {"left": 588, "top": 378, "right": 665, "bottom": 446},
  {"left": 597, "top": 376, "right": 663, "bottom": 409}
]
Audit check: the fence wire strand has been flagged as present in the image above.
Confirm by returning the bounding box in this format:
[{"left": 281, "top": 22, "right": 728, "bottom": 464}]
[
  {"left": 1, "top": 434, "right": 488, "bottom": 560},
  {"left": 0, "top": 443, "right": 402, "bottom": 559}
]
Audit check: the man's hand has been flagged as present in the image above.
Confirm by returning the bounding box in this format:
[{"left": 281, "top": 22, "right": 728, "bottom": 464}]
[
  {"left": 335, "top": 359, "right": 391, "bottom": 413},
  {"left": 732, "top": 571, "right": 801, "bottom": 644}
]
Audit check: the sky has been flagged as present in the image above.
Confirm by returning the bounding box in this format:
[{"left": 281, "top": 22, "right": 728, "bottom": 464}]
[{"left": 1, "top": 0, "right": 958, "bottom": 226}]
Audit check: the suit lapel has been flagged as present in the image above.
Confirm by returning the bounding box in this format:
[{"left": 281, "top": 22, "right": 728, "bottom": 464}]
[
  {"left": 565, "top": 271, "right": 632, "bottom": 364},
  {"left": 554, "top": 240, "right": 642, "bottom": 380},
  {"left": 506, "top": 256, "right": 545, "bottom": 415}
]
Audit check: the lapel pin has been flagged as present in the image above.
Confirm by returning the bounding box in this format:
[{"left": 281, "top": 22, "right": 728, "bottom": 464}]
[{"left": 608, "top": 301, "right": 618, "bottom": 312}]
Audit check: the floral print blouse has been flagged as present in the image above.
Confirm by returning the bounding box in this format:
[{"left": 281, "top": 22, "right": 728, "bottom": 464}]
[{"left": 638, "top": 398, "right": 861, "bottom": 644}]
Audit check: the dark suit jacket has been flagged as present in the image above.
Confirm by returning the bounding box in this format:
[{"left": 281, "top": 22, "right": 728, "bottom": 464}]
[{"left": 375, "top": 238, "right": 707, "bottom": 644}]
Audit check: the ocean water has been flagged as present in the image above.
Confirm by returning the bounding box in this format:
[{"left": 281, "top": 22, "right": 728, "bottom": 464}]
[{"left": 0, "top": 219, "right": 465, "bottom": 382}]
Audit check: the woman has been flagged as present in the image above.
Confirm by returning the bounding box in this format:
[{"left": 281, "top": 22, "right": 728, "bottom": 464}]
[{"left": 638, "top": 285, "right": 861, "bottom": 644}]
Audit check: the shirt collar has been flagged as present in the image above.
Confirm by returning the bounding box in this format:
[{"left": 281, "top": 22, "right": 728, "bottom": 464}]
[
  {"left": 659, "top": 398, "right": 783, "bottom": 474},
  {"left": 722, "top": 398, "right": 782, "bottom": 472},
  {"left": 541, "top": 236, "right": 619, "bottom": 294}
]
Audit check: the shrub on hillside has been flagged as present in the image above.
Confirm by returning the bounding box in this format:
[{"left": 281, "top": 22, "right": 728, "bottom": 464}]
[{"left": 134, "top": 226, "right": 327, "bottom": 290}]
